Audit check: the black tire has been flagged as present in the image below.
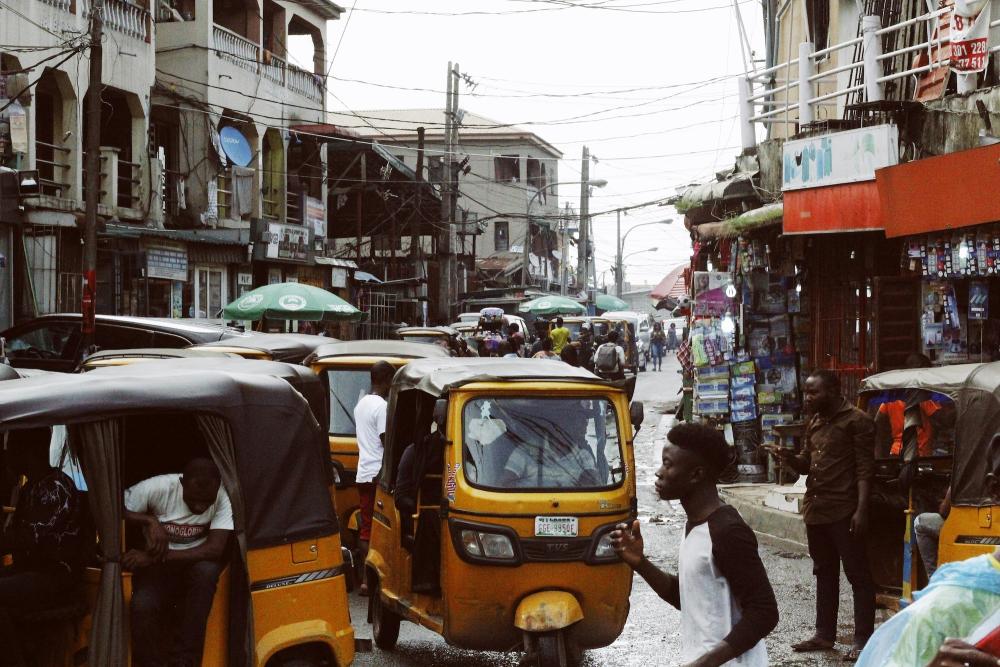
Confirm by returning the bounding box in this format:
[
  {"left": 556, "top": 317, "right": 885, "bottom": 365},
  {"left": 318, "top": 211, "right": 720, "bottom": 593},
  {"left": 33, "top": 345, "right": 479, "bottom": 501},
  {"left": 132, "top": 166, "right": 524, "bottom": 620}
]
[
  {"left": 536, "top": 633, "right": 568, "bottom": 667},
  {"left": 371, "top": 576, "right": 401, "bottom": 650}
]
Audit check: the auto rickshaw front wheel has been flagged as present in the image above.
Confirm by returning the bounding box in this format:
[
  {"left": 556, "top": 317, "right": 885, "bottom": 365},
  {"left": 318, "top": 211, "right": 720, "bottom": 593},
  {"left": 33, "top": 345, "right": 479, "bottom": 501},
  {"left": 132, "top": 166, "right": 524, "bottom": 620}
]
[
  {"left": 369, "top": 574, "right": 401, "bottom": 650},
  {"left": 527, "top": 631, "right": 580, "bottom": 667}
]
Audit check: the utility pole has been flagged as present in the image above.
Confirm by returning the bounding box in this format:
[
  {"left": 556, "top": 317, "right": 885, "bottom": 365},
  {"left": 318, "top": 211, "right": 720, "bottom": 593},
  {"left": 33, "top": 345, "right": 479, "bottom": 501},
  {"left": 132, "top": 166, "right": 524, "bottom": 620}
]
[
  {"left": 412, "top": 126, "right": 425, "bottom": 255},
  {"left": 81, "top": 0, "right": 103, "bottom": 353},
  {"left": 437, "top": 62, "right": 453, "bottom": 324},
  {"left": 449, "top": 63, "right": 461, "bottom": 311},
  {"left": 575, "top": 146, "right": 590, "bottom": 293},
  {"left": 615, "top": 208, "right": 623, "bottom": 298},
  {"left": 560, "top": 202, "right": 570, "bottom": 295}
]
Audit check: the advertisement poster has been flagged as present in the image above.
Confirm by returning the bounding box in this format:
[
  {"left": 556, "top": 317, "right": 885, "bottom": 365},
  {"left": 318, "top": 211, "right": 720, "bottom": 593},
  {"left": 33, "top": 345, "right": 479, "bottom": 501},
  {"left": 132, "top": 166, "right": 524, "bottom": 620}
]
[
  {"left": 305, "top": 196, "right": 326, "bottom": 238},
  {"left": 145, "top": 241, "right": 188, "bottom": 282},
  {"left": 922, "top": 282, "right": 967, "bottom": 359},
  {"left": 262, "top": 222, "right": 309, "bottom": 262},
  {"left": 970, "top": 280, "right": 989, "bottom": 320},
  {"left": 692, "top": 271, "right": 735, "bottom": 318},
  {"left": 951, "top": 0, "right": 992, "bottom": 73}
]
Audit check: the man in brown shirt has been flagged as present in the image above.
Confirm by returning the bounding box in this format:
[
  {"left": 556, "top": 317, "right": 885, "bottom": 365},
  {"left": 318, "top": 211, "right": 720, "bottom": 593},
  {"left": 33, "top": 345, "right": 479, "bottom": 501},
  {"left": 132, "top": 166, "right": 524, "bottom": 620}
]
[{"left": 772, "top": 369, "right": 876, "bottom": 662}]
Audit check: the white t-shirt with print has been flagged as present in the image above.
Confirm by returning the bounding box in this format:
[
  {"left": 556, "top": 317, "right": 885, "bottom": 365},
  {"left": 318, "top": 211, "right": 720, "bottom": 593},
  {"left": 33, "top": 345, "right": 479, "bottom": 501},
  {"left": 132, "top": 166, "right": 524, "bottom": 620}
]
[
  {"left": 354, "top": 393, "right": 388, "bottom": 484},
  {"left": 124, "top": 473, "right": 234, "bottom": 550}
]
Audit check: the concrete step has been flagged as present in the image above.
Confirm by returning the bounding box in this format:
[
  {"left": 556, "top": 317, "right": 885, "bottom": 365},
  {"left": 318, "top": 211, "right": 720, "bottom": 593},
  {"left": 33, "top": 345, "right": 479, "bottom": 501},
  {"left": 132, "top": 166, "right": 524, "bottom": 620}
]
[{"left": 719, "top": 483, "right": 808, "bottom": 549}]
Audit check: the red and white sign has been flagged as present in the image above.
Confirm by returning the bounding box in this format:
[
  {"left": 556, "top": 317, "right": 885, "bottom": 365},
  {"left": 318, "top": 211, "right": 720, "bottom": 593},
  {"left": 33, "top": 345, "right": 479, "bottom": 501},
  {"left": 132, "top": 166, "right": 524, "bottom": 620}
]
[{"left": 951, "top": 0, "right": 992, "bottom": 73}]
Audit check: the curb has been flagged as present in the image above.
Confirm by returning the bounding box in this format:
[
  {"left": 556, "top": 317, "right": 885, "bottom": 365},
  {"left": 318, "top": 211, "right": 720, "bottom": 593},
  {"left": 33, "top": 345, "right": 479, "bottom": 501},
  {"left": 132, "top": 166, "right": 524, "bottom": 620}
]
[{"left": 719, "top": 486, "right": 808, "bottom": 550}]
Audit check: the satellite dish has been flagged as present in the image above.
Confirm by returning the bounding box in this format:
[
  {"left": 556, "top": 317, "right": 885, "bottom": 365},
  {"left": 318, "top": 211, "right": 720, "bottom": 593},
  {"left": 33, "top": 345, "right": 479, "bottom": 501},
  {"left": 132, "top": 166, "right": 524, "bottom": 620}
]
[{"left": 219, "top": 126, "right": 253, "bottom": 167}]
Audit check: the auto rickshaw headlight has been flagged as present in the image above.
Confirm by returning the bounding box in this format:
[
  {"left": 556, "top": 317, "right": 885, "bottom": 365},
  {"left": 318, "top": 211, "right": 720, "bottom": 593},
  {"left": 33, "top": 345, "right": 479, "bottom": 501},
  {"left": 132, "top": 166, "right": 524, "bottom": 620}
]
[{"left": 460, "top": 529, "right": 516, "bottom": 561}]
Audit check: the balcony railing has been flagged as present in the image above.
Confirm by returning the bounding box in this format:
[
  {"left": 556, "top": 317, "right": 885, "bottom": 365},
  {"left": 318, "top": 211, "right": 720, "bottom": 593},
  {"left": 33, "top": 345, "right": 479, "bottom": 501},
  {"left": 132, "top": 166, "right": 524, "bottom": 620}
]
[
  {"left": 213, "top": 24, "right": 259, "bottom": 73},
  {"left": 80, "top": 0, "right": 151, "bottom": 41},
  {"left": 212, "top": 26, "right": 324, "bottom": 103},
  {"left": 40, "top": 0, "right": 72, "bottom": 11},
  {"left": 35, "top": 140, "right": 72, "bottom": 198},
  {"left": 738, "top": 6, "right": 1000, "bottom": 146}
]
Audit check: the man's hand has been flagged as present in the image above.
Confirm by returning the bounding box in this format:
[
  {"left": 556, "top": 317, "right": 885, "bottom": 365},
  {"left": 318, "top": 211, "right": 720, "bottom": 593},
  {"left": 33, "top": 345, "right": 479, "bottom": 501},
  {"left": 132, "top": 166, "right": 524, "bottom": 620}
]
[
  {"left": 142, "top": 518, "right": 169, "bottom": 559},
  {"left": 610, "top": 520, "right": 644, "bottom": 569},
  {"left": 850, "top": 506, "right": 868, "bottom": 536},
  {"left": 122, "top": 549, "right": 156, "bottom": 571},
  {"left": 926, "top": 638, "right": 1000, "bottom": 667}
]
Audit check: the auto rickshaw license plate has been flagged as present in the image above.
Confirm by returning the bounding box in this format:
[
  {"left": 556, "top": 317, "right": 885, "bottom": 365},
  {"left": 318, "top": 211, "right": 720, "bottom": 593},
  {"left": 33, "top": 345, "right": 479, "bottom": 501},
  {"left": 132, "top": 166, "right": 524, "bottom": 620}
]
[{"left": 534, "top": 516, "right": 579, "bottom": 537}]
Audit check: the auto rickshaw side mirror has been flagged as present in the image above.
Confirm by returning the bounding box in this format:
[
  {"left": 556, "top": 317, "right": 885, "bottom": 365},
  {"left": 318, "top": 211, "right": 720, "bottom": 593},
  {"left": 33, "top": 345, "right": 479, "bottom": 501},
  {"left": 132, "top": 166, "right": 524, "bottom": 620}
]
[
  {"left": 630, "top": 401, "right": 644, "bottom": 431},
  {"left": 433, "top": 398, "right": 448, "bottom": 431}
]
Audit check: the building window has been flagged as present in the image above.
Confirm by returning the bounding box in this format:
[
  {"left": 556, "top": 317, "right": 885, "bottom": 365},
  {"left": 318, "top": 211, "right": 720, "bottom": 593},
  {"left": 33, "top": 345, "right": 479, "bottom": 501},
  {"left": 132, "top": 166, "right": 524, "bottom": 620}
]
[
  {"left": 494, "top": 155, "right": 520, "bottom": 183},
  {"left": 495, "top": 220, "right": 509, "bottom": 252},
  {"left": 806, "top": 0, "right": 829, "bottom": 54},
  {"left": 527, "top": 157, "right": 547, "bottom": 204}
]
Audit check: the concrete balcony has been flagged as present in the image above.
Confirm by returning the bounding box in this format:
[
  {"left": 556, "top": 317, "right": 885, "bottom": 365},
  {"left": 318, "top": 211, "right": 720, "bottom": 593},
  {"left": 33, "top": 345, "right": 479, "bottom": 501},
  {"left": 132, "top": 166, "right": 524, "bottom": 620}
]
[{"left": 212, "top": 24, "right": 324, "bottom": 104}]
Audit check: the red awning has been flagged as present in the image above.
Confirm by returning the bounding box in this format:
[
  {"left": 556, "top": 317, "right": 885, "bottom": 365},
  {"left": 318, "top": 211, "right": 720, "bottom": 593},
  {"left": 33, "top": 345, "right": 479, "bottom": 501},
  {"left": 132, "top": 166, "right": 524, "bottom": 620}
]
[
  {"left": 877, "top": 143, "right": 1000, "bottom": 238},
  {"left": 783, "top": 181, "right": 883, "bottom": 235},
  {"left": 651, "top": 264, "right": 688, "bottom": 300}
]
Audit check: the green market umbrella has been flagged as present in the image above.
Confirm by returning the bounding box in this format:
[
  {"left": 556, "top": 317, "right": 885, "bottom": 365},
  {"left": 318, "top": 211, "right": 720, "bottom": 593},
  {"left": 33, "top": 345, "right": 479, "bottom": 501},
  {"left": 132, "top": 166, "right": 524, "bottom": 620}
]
[
  {"left": 596, "top": 293, "right": 628, "bottom": 312},
  {"left": 223, "top": 282, "right": 364, "bottom": 322},
  {"left": 517, "top": 295, "right": 587, "bottom": 316}
]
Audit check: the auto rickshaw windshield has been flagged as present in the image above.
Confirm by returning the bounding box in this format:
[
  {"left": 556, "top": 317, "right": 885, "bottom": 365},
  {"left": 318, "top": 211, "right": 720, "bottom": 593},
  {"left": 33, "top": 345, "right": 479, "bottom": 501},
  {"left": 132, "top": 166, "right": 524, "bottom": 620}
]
[
  {"left": 328, "top": 367, "right": 369, "bottom": 436},
  {"left": 461, "top": 396, "right": 623, "bottom": 491}
]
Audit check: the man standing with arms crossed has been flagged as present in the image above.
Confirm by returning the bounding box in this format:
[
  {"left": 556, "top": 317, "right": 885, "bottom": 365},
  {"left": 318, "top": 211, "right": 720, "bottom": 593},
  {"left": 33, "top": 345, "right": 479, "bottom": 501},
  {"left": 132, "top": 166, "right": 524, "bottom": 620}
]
[
  {"left": 772, "top": 370, "right": 876, "bottom": 662},
  {"left": 355, "top": 360, "right": 395, "bottom": 596}
]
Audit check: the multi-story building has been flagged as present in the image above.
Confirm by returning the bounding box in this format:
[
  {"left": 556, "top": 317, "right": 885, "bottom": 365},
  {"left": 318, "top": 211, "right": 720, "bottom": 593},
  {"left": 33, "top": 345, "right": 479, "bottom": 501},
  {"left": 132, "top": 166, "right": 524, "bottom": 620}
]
[
  {"left": 327, "top": 108, "right": 566, "bottom": 292},
  {"left": 1, "top": 0, "right": 437, "bottom": 329}
]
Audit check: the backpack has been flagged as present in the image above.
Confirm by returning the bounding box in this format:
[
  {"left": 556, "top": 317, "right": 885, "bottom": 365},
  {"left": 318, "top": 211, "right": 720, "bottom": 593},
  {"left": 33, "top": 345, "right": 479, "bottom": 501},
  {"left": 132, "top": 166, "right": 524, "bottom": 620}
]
[{"left": 595, "top": 343, "right": 620, "bottom": 374}]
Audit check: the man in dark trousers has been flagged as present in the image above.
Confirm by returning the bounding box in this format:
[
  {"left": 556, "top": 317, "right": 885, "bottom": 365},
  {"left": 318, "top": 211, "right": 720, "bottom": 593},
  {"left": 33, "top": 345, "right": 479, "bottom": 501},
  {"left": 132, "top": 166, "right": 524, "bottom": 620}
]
[
  {"left": 611, "top": 423, "right": 778, "bottom": 666},
  {"left": 772, "top": 370, "right": 876, "bottom": 662}
]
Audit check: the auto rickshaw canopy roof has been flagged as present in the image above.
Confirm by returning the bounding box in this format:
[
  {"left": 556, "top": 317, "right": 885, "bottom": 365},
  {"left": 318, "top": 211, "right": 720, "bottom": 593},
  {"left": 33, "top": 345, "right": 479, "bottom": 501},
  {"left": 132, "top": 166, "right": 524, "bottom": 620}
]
[
  {"left": 859, "top": 363, "right": 982, "bottom": 398},
  {"left": 191, "top": 332, "right": 338, "bottom": 363},
  {"left": 953, "top": 362, "right": 1000, "bottom": 506},
  {"left": 0, "top": 360, "right": 337, "bottom": 548},
  {"left": 310, "top": 339, "right": 451, "bottom": 362},
  {"left": 396, "top": 326, "right": 459, "bottom": 337},
  {"left": 81, "top": 347, "right": 239, "bottom": 365},
  {"left": 393, "top": 357, "right": 605, "bottom": 398}
]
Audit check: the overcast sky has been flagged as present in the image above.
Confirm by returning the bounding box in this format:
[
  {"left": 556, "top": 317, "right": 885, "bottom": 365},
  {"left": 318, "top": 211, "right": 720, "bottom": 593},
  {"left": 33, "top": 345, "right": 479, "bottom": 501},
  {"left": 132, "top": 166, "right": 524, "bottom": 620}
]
[{"left": 295, "top": 0, "right": 765, "bottom": 287}]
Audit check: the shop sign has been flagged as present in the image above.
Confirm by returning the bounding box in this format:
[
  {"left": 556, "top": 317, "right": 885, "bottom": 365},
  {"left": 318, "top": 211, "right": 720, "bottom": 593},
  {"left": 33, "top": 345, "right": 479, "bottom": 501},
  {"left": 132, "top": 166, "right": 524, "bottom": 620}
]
[
  {"left": 259, "top": 221, "right": 311, "bottom": 263},
  {"left": 782, "top": 125, "right": 899, "bottom": 191},
  {"left": 145, "top": 241, "right": 188, "bottom": 282},
  {"left": 237, "top": 272, "right": 252, "bottom": 286},
  {"left": 331, "top": 267, "right": 348, "bottom": 288},
  {"left": 305, "top": 196, "right": 326, "bottom": 238}
]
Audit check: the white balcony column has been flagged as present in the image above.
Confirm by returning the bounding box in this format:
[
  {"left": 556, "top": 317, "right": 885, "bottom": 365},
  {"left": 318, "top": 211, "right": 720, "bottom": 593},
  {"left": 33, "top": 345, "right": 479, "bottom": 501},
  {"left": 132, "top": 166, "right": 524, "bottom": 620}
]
[
  {"left": 737, "top": 76, "right": 756, "bottom": 150},
  {"left": 798, "top": 41, "right": 815, "bottom": 126},
  {"left": 100, "top": 146, "right": 120, "bottom": 210},
  {"left": 862, "top": 15, "right": 885, "bottom": 103}
]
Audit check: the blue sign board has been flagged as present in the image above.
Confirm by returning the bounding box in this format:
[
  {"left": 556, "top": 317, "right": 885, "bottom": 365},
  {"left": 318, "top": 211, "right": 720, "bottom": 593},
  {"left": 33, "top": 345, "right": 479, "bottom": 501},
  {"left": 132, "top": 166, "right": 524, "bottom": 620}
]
[{"left": 219, "top": 126, "right": 253, "bottom": 167}]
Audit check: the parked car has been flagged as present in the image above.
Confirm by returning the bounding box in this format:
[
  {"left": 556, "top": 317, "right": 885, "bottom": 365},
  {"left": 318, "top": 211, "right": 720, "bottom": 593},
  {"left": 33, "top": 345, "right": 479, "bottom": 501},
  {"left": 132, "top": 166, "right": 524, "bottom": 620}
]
[{"left": 0, "top": 314, "right": 244, "bottom": 372}]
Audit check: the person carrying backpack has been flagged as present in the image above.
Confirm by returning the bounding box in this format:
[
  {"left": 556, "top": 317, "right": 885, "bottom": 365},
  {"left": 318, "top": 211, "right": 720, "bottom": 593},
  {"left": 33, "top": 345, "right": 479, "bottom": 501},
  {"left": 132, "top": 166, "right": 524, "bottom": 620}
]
[{"left": 593, "top": 329, "right": 627, "bottom": 380}]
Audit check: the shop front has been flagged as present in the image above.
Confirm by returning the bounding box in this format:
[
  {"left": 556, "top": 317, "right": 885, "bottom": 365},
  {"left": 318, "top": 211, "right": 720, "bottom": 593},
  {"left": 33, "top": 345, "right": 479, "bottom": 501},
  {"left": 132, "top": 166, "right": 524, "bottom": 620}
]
[{"left": 879, "top": 144, "right": 1000, "bottom": 365}]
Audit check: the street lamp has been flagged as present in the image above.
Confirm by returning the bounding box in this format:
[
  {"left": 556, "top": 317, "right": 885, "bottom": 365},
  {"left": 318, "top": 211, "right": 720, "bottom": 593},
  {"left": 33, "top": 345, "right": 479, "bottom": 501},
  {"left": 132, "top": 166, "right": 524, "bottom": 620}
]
[
  {"left": 523, "top": 179, "right": 608, "bottom": 288},
  {"left": 616, "top": 218, "right": 672, "bottom": 297}
]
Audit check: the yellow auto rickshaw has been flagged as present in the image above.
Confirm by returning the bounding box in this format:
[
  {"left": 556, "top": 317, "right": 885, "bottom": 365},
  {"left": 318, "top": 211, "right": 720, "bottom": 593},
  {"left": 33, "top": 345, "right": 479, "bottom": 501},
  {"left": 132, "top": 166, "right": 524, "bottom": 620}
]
[
  {"left": 307, "top": 340, "right": 450, "bottom": 546},
  {"left": 0, "top": 359, "right": 355, "bottom": 666},
  {"left": 78, "top": 347, "right": 238, "bottom": 371},
  {"left": 365, "top": 357, "right": 642, "bottom": 666},
  {"left": 857, "top": 363, "right": 975, "bottom": 606},
  {"left": 937, "top": 363, "right": 1000, "bottom": 567},
  {"left": 189, "top": 332, "right": 335, "bottom": 363}
]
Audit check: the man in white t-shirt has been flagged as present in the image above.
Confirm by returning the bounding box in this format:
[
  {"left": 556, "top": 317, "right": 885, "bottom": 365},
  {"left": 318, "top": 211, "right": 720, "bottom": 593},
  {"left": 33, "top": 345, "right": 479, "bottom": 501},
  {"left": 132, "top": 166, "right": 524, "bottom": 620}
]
[
  {"left": 354, "top": 360, "right": 395, "bottom": 595},
  {"left": 123, "top": 458, "right": 233, "bottom": 667}
]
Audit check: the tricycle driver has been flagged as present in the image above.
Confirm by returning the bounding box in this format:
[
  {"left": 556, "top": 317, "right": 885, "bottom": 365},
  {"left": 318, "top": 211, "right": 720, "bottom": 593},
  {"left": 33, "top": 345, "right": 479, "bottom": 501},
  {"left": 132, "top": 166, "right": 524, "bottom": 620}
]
[{"left": 123, "top": 457, "right": 233, "bottom": 667}]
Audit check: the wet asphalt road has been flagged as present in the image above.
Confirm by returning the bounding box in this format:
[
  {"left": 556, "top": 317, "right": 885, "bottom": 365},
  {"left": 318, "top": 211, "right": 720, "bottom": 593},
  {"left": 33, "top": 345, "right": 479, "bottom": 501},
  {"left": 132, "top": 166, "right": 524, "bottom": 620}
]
[{"left": 349, "top": 357, "right": 888, "bottom": 666}]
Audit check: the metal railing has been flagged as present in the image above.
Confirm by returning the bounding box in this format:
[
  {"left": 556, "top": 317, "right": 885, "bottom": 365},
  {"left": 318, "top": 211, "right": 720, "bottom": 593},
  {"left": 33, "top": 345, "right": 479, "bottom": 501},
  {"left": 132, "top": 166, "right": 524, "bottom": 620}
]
[
  {"left": 35, "top": 140, "right": 72, "bottom": 198},
  {"left": 118, "top": 158, "right": 141, "bottom": 210},
  {"left": 40, "top": 0, "right": 72, "bottom": 11},
  {"left": 216, "top": 170, "right": 232, "bottom": 219},
  {"left": 81, "top": 0, "right": 151, "bottom": 41},
  {"left": 739, "top": 6, "right": 1000, "bottom": 146}
]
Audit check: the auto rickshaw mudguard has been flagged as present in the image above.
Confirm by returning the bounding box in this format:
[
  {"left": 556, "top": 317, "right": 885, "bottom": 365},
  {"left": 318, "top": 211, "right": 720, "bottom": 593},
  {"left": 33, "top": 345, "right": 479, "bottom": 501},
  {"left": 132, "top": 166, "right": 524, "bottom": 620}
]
[
  {"left": 255, "top": 619, "right": 349, "bottom": 666},
  {"left": 514, "top": 591, "right": 584, "bottom": 633}
]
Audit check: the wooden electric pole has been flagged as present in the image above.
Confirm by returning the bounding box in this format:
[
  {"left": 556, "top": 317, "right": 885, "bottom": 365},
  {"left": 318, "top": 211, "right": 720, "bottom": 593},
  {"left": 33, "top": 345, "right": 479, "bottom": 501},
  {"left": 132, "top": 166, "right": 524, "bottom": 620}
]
[
  {"left": 82, "top": 0, "right": 103, "bottom": 353},
  {"left": 437, "top": 62, "right": 453, "bottom": 324}
]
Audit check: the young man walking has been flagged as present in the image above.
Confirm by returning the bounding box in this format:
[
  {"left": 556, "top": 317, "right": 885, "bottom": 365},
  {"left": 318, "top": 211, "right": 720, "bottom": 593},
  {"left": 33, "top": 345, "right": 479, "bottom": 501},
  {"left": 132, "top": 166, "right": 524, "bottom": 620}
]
[
  {"left": 612, "top": 423, "right": 778, "bottom": 666},
  {"left": 772, "top": 370, "right": 876, "bottom": 661},
  {"left": 354, "top": 360, "right": 395, "bottom": 595}
]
